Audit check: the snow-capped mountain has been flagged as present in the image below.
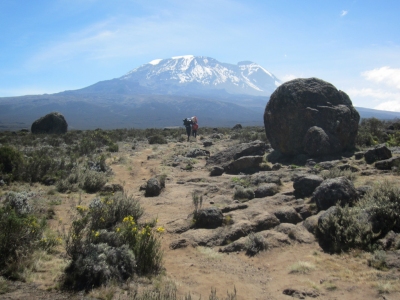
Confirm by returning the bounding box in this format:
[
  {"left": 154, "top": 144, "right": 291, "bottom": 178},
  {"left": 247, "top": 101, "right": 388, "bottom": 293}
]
[{"left": 120, "top": 55, "right": 281, "bottom": 97}]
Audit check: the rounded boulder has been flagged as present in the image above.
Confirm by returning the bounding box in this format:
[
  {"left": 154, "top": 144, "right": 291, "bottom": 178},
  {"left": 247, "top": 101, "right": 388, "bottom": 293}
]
[{"left": 263, "top": 78, "right": 360, "bottom": 156}]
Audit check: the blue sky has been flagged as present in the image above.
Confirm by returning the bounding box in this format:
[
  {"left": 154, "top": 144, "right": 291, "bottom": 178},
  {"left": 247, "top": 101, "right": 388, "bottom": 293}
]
[{"left": 1, "top": 0, "right": 399, "bottom": 111}]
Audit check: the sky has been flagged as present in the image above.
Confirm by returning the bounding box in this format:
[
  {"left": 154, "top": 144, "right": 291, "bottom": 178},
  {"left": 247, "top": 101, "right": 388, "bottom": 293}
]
[{"left": 1, "top": 0, "right": 400, "bottom": 111}]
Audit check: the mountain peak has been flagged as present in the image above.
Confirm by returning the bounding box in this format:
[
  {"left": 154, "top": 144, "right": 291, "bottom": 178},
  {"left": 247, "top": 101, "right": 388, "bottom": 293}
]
[{"left": 122, "top": 55, "right": 281, "bottom": 96}]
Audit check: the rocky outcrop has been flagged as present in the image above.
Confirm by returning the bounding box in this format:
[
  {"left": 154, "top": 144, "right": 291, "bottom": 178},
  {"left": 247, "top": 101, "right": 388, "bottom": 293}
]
[
  {"left": 31, "top": 112, "right": 68, "bottom": 134},
  {"left": 264, "top": 78, "right": 360, "bottom": 156}
]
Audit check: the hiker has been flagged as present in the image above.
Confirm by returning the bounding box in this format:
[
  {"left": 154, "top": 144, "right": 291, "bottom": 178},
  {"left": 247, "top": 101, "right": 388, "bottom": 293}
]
[
  {"left": 192, "top": 121, "right": 198, "bottom": 138},
  {"left": 183, "top": 117, "right": 193, "bottom": 141}
]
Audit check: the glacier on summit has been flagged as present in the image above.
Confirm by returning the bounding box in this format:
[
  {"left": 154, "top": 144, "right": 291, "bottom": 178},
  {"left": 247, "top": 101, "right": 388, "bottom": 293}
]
[{"left": 121, "top": 56, "right": 281, "bottom": 97}]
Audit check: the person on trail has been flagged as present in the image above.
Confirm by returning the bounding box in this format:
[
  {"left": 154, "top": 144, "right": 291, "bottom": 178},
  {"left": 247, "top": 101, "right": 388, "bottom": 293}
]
[
  {"left": 192, "top": 122, "right": 198, "bottom": 138},
  {"left": 183, "top": 117, "right": 193, "bottom": 141}
]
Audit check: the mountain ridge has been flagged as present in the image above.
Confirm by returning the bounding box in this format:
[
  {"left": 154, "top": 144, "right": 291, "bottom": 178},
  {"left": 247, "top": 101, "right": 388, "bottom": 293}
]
[{"left": 0, "top": 55, "right": 399, "bottom": 130}]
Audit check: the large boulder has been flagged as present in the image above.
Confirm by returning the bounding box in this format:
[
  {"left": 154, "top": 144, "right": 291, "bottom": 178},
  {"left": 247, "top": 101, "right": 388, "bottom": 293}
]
[
  {"left": 312, "top": 177, "right": 358, "bottom": 211},
  {"left": 263, "top": 78, "right": 360, "bottom": 156},
  {"left": 31, "top": 112, "right": 68, "bottom": 134}
]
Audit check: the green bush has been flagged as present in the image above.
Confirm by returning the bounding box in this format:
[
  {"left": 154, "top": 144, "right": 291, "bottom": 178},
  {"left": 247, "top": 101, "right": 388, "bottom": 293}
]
[
  {"left": 245, "top": 233, "right": 266, "bottom": 256},
  {"left": 148, "top": 135, "right": 168, "bottom": 144},
  {"left": 233, "top": 186, "right": 254, "bottom": 201},
  {"left": 64, "top": 192, "right": 163, "bottom": 290},
  {"left": 107, "top": 143, "right": 119, "bottom": 152},
  {"left": 0, "top": 205, "right": 46, "bottom": 277},
  {"left": 81, "top": 170, "right": 107, "bottom": 193},
  {"left": 317, "top": 181, "right": 400, "bottom": 253},
  {"left": 0, "top": 145, "right": 24, "bottom": 181},
  {"left": 320, "top": 167, "right": 357, "bottom": 181}
]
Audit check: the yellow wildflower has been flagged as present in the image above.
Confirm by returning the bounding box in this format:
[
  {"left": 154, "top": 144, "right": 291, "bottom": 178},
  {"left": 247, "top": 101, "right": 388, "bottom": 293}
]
[{"left": 156, "top": 226, "right": 165, "bottom": 233}]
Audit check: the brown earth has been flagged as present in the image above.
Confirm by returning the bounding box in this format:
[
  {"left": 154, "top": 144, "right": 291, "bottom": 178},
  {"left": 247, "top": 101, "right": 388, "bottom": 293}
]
[{"left": 1, "top": 135, "right": 400, "bottom": 300}]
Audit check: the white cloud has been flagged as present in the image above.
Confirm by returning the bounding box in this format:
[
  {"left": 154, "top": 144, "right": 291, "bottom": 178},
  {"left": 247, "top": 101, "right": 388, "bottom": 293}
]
[
  {"left": 340, "top": 10, "right": 348, "bottom": 17},
  {"left": 362, "top": 66, "right": 400, "bottom": 89},
  {"left": 281, "top": 74, "right": 297, "bottom": 82},
  {"left": 346, "top": 66, "right": 400, "bottom": 112}
]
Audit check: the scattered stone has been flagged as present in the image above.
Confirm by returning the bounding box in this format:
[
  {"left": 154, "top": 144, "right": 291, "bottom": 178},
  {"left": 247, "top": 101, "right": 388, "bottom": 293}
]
[
  {"left": 264, "top": 77, "right": 360, "bottom": 156},
  {"left": 145, "top": 177, "right": 163, "bottom": 197},
  {"left": 312, "top": 177, "right": 358, "bottom": 211},
  {"left": 374, "top": 156, "right": 400, "bottom": 170},
  {"left": 252, "top": 213, "right": 280, "bottom": 231},
  {"left": 203, "top": 140, "right": 213, "bottom": 147},
  {"left": 293, "top": 175, "right": 324, "bottom": 198},
  {"left": 275, "top": 223, "right": 315, "bottom": 243},
  {"left": 282, "top": 288, "right": 319, "bottom": 299},
  {"left": 294, "top": 204, "right": 312, "bottom": 220},
  {"left": 224, "top": 156, "right": 264, "bottom": 174},
  {"left": 169, "top": 239, "right": 189, "bottom": 250},
  {"left": 232, "top": 124, "right": 243, "bottom": 130},
  {"left": 194, "top": 207, "right": 223, "bottom": 229},
  {"left": 206, "top": 140, "right": 266, "bottom": 166},
  {"left": 272, "top": 163, "right": 282, "bottom": 170},
  {"left": 254, "top": 183, "right": 279, "bottom": 198},
  {"left": 337, "top": 164, "right": 359, "bottom": 172},
  {"left": 209, "top": 166, "right": 224, "bottom": 176},
  {"left": 221, "top": 203, "right": 249, "bottom": 213},
  {"left": 273, "top": 206, "right": 302, "bottom": 224},
  {"left": 186, "top": 148, "right": 210, "bottom": 158},
  {"left": 364, "top": 144, "right": 392, "bottom": 164},
  {"left": 354, "top": 151, "right": 365, "bottom": 160},
  {"left": 303, "top": 211, "right": 325, "bottom": 235},
  {"left": 31, "top": 112, "right": 68, "bottom": 134}
]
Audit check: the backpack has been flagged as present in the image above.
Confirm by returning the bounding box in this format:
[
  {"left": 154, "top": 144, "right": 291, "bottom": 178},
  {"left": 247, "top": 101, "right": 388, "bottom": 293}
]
[
  {"left": 183, "top": 118, "right": 192, "bottom": 126},
  {"left": 192, "top": 123, "right": 198, "bottom": 131}
]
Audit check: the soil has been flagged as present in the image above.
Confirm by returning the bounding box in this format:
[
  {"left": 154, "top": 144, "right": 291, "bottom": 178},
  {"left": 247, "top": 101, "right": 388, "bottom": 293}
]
[{"left": 1, "top": 136, "right": 399, "bottom": 300}]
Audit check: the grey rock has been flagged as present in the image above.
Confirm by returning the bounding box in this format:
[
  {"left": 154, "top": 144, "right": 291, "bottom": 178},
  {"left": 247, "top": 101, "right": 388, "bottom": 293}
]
[
  {"left": 254, "top": 183, "right": 279, "bottom": 198},
  {"left": 186, "top": 148, "right": 210, "bottom": 158},
  {"left": 293, "top": 174, "right": 324, "bottom": 198},
  {"left": 224, "top": 155, "right": 264, "bottom": 174},
  {"left": 364, "top": 144, "right": 392, "bottom": 164},
  {"left": 169, "top": 239, "right": 189, "bottom": 250},
  {"left": 194, "top": 207, "right": 223, "bottom": 229},
  {"left": 374, "top": 156, "right": 400, "bottom": 170},
  {"left": 145, "top": 177, "right": 162, "bottom": 197},
  {"left": 31, "top": 112, "right": 68, "bottom": 134},
  {"left": 273, "top": 206, "right": 303, "bottom": 224},
  {"left": 206, "top": 140, "right": 266, "bottom": 166},
  {"left": 312, "top": 177, "right": 358, "bottom": 210},
  {"left": 209, "top": 166, "right": 224, "bottom": 176},
  {"left": 264, "top": 77, "right": 360, "bottom": 156}
]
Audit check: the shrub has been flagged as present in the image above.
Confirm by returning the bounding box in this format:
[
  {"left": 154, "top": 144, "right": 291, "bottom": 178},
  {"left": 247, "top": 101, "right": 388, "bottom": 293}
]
[
  {"left": 245, "top": 233, "right": 266, "bottom": 256},
  {"left": 233, "top": 186, "right": 254, "bottom": 201},
  {"left": 320, "top": 167, "right": 357, "bottom": 181},
  {"left": 368, "top": 250, "right": 387, "bottom": 270},
  {"left": 0, "top": 205, "right": 46, "bottom": 277},
  {"left": 317, "top": 181, "right": 400, "bottom": 253},
  {"left": 63, "top": 192, "right": 163, "bottom": 290},
  {"left": 107, "top": 143, "right": 119, "bottom": 152},
  {"left": 148, "top": 135, "right": 167, "bottom": 145},
  {"left": 0, "top": 145, "right": 24, "bottom": 181},
  {"left": 81, "top": 170, "right": 107, "bottom": 193}
]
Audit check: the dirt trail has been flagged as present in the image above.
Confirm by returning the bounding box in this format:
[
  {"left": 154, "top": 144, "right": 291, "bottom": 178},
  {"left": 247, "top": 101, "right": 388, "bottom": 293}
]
[{"left": 106, "top": 141, "right": 397, "bottom": 300}]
